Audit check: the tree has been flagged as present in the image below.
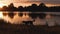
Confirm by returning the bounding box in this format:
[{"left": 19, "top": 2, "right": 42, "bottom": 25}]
[
  {"left": 18, "top": 6, "right": 24, "bottom": 11},
  {"left": 8, "top": 3, "right": 14, "bottom": 8},
  {"left": 32, "top": 4, "right": 37, "bottom": 7},
  {"left": 39, "top": 3, "right": 46, "bottom": 7},
  {"left": 38, "top": 3, "right": 47, "bottom": 11},
  {"left": 2, "top": 6, "right": 8, "bottom": 10},
  {"left": 8, "top": 3, "right": 17, "bottom": 11},
  {"left": 31, "top": 4, "right": 38, "bottom": 11}
]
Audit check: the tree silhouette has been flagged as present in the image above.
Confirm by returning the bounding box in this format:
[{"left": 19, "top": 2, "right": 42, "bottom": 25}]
[
  {"left": 2, "top": 6, "right": 8, "bottom": 11},
  {"left": 18, "top": 6, "right": 24, "bottom": 11},
  {"left": 38, "top": 3, "right": 48, "bottom": 11},
  {"left": 0, "top": 3, "right": 59, "bottom": 11},
  {"left": 24, "top": 4, "right": 38, "bottom": 11},
  {"left": 32, "top": 4, "right": 37, "bottom": 7},
  {"left": 8, "top": 3, "right": 14, "bottom": 8},
  {"left": 8, "top": 3, "right": 17, "bottom": 11},
  {"left": 39, "top": 3, "right": 46, "bottom": 7},
  {"left": 31, "top": 4, "right": 38, "bottom": 11}
]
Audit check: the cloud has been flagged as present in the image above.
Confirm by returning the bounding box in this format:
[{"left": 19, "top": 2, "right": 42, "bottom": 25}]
[
  {"left": 23, "top": 0, "right": 60, "bottom": 4},
  {"left": 25, "top": 0, "right": 60, "bottom": 4},
  {"left": 1, "top": 0, "right": 60, "bottom": 4}
]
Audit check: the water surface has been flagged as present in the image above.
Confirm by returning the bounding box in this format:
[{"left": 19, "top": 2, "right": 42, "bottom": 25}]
[{"left": 0, "top": 11, "right": 60, "bottom": 26}]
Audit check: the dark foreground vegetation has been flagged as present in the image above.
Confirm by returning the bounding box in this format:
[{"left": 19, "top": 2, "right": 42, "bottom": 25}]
[
  {"left": 0, "top": 3, "right": 60, "bottom": 12},
  {"left": 0, "top": 19, "right": 60, "bottom": 34}
]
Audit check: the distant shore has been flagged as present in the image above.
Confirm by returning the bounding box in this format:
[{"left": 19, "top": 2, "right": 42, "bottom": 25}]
[{"left": 0, "top": 3, "right": 60, "bottom": 12}]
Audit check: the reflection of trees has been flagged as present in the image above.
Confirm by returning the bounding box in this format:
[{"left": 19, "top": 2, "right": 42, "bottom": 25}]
[
  {"left": 39, "top": 13, "right": 46, "bottom": 19},
  {"left": 8, "top": 12, "right": 15, "bottom": 18},
  {"left": 18, "top": 13, "right": 23, "bottom": 17},
  {"left": 29, "top": 13, "right": 46, "bottom": 19},
  {"left": 29, "top": 13, "right": 38, "bottom": 19},
  {"left": 3, "top": 12, "right": 8, "bottom": 16}
]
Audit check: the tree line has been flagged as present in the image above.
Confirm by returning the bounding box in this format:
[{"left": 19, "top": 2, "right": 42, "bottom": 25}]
[{"left": 0, "top": 3, "right": 60, "bottom": 12}]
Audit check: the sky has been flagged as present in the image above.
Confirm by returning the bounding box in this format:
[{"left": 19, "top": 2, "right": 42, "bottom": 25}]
[{"left": 0, "top": 0, "right": 60, "bottom": 7}]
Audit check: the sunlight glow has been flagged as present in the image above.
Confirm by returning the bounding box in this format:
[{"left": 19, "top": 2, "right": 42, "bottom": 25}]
[
  {"left": 0, "top": 12, "right": 3, "bottom": 19},
  {"left": 46, "top": 4, "right": 60, "bottom": 7},
  {"left": 0, "top": 3, "right": 7, "bottom": 8}
]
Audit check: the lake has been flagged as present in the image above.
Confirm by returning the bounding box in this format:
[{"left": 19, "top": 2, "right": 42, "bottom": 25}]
[{"left": 0, "top": 11, "right": 60, "bottom": 26}]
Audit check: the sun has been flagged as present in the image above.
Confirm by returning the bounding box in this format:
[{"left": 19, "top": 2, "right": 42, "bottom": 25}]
[{"left": 0, "top": 3, "right": 6, "bottom": 8}]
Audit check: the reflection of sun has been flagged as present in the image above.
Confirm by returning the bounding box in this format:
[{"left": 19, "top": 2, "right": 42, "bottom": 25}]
[{"left": 0, "top": 12, "right": 3, "bottom": 19}]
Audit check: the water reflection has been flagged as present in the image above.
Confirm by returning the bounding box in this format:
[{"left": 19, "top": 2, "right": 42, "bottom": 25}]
[
  {"left": 18, "top": 13, "right": 23, "bottom": 17},
  {"left": 0, "top": 11, "right": 60, "bottom": 26},
  {"left": 2, "top": 12, "right": 46, "bottom": 23},
  {"left": 0, "top": 12, "right": 3, "bottom": 19}
]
